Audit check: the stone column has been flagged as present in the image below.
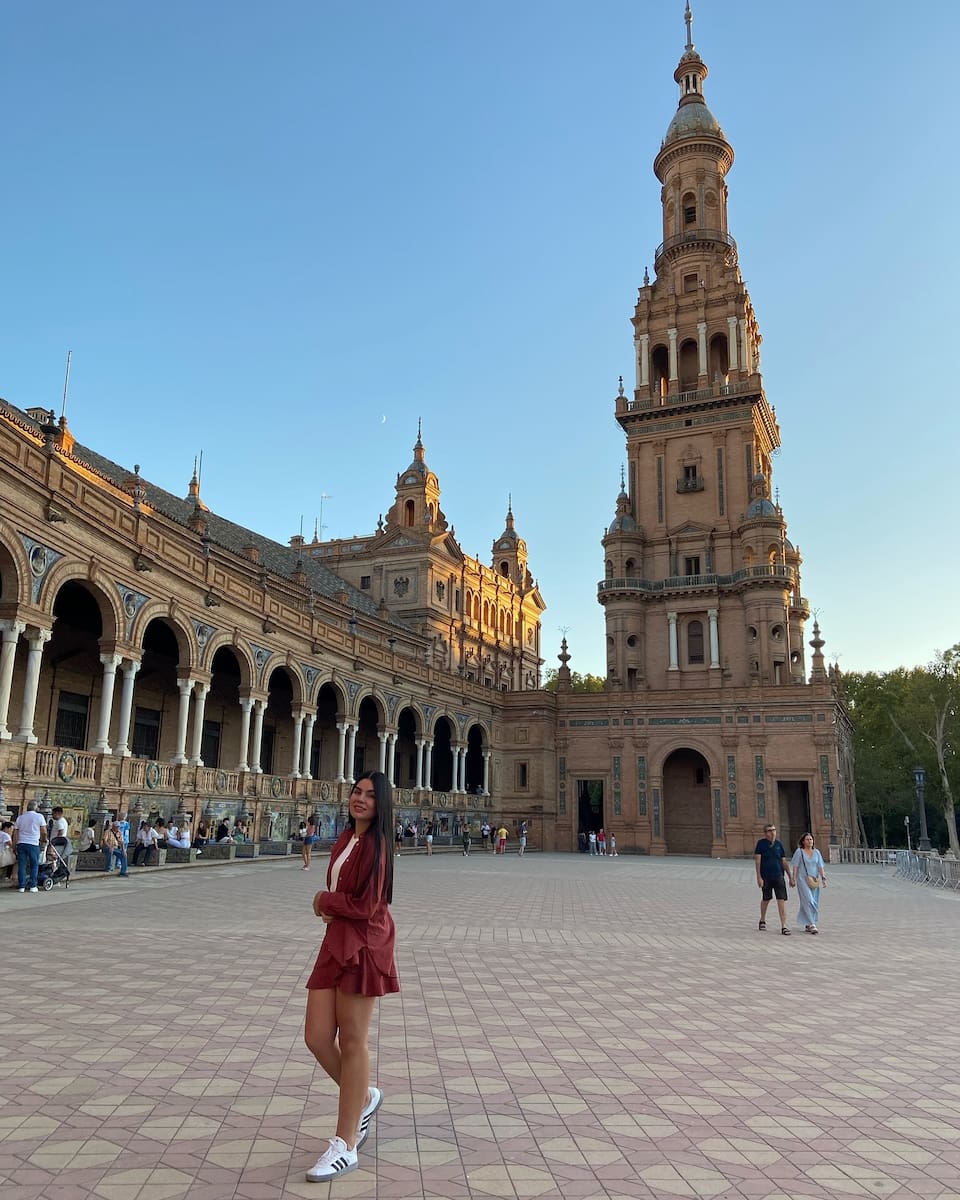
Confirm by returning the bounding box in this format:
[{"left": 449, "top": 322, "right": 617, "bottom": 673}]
[
  {"left": 740, "top": 318, "right": 751, "bottom": 373},
  {"left": 16, "top": 628, "right": 52, "bottom": 743},
  {"left": 345, "top": 723, "right": 358, "bottom": 783},
  {"left": 668, "top": 328, "right": 678, "bottom": 382},
  {"left": 708, "top": 608, "right": 720, "bottom": 669},
  {"left": 237, "top": 697, "right": 254, "bottom": 772},
  {"left": 187, "top": 681, "right": 210, "bottom": 766},
  {"left": 290, "top": 711, "right": 304, "bottom": 779},
  {"left": 335, "top": 722, "right": 348, "bottom": 783},
  {"left": 377, "top": 730, "right": 388, "bottom": 773},
  {"left": 639, "top": 334, "right": 650, "bottom": 387},
  {"left": 726, "top": 315, "right": 739, "bottom": 372},
  {"left": 0, "top": 620, "right": 26, "bottom": 740},
  {"left": 170, "top": 677, "right": 194, "bottom": 764},
  {"left": 697, "top": 321, "right": 707, "bottom": 378},
  {"left": 113, "top": 658, "right": 141, "bottom": 757},
  {"left": 249, "top": 698, "right": 266, "bottom": 774},
  {"left": 457, "top": 747, "right": 467, "bottom": 793},
  {"left": 482, "top": 750, "right": 491, "bottom": 795},
  {"left": 667, "top": 612, "right": 679, "bottom": 671},
  {"left": 387, "top": 732, "right": 398, "bottom": 785},
  {"left": 414, "top": 739, "right": 425, "bottom": 790},
  {"left": 91, "top": 653, "right": 121, "bottom": 754},
  {"left": 423, "top": 740, "right": 434, "bottom": 792},
  {"left": 302, "top": 713, "right": 316, "bottom": 779}
]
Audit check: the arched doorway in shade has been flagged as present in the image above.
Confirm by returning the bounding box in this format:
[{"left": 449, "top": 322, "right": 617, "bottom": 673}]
[{"left": 662, "top": 747, "right": 713, "bottom": 855}]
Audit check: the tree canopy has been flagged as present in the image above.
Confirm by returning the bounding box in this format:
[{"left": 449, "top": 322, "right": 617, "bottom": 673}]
[
  {"left": 542, "top": 669, "right": 606, "bottom": 693},
  {"left": 843, "top": 644, "right": 960, "bottom": 855}
]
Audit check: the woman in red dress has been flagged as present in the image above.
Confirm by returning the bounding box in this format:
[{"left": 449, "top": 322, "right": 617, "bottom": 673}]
[{"left": 303, "top": 771, "right": 399, "bottom": 1182}]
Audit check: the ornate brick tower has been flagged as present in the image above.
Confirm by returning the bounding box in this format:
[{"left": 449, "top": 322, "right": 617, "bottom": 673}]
[{"left": 601, "top": 1, "right": 808, "bottom": 694}]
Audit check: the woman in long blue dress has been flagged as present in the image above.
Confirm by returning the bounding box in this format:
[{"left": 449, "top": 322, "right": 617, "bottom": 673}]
[{"left": 791, "top": 833, "right": 827, "bottom": 933}]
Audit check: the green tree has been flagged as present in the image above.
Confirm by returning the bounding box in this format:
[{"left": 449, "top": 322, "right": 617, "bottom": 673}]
[
  {"left": 844, "top": 647, "right": 960, "bottom": 856},
  {"left": 542, "top": 669, "right": 606, "bottom": 693}
]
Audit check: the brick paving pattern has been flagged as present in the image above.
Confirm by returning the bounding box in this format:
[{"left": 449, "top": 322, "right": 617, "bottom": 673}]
[{"left": 1, "top": 850, "right": 958, "bottom": 1199}]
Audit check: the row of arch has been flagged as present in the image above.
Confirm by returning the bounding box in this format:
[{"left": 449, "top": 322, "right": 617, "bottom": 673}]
[{"left": 1, "top": 567, "right": 491, "bottom": 790}]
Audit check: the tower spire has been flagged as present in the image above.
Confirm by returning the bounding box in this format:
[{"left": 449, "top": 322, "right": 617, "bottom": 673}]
[{"left": 684, "top": 1, "right": 694, "bottom": 52}]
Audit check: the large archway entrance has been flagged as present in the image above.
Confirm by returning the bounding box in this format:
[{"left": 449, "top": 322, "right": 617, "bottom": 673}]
[{"left": 662, "top": 748, "right": 712, "bottom": 855}]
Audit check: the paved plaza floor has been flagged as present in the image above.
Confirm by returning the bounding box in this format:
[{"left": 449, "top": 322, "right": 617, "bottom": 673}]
[{"left": 1, "top": 849, "right": 958, "bottom": 1200}]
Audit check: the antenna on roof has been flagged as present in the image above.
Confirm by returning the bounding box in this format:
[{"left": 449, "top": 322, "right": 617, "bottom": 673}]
[
  {"left": 318, "top": 492, "right": 332, "bottom": 539},
  {"left": 198, "top": 449, "right": 203, "bottom": 485},
  {"left": 61, "top": 350, "right": 72, "bottom": 419}
]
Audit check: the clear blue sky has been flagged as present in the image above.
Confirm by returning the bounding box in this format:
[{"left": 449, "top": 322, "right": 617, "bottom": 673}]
[{"left": 2, "top": 2, "right": 954, "bottom": 679}]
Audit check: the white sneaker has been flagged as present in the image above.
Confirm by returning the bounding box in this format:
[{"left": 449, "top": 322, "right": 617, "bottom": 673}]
[
  {"left": 17, "top": 887, "right": 25, "bottom": 893},
  {"left": 306, "top": 1136, "right": 357, "bottom": 1182},
  {"left": 356, "top": 1086, "right": 383, "bottom": 1148},
  {"left": 29, "top": 887, "right": 39, "bottom": 893}
]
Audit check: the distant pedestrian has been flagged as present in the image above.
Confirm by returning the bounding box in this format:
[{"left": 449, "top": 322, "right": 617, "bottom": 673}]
[
  {"left": 578, "top": 830, "right": 587, "bottom": 854},
  {"left": 597, "top": 828, "right": 606, "bottom": 856},
  {"left": 518, "top": 821, "right": 527, "bottom": 856},
  {"left": 496, "top": 825, "right": 508, "bottom": 855},
  {"left": 425, "top": 822, "right": 434, "bottom": 855},
  {"left": 481, "top": 822, "right": 491, "bottom": 851},
  {"left": 395, "top": 820, "right": 403, "bottom": 856},
  {"left": 588, "top": 830, "right": 597, "bottom": 856},
  {"left": 102, "top": 822, "right": 130, "bottom": 877},
  {"left": 303, "top": 814, "right": 319, "bottom": 870},
  {"left": 461, "top": 823, "right": 471, "bottom": 856},
  {"left": 609, "top": 833, "right": 618, "bottom": 857}
]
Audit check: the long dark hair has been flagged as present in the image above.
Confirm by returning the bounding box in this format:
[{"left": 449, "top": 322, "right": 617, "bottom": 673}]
[{"left": 348, "top": 770, "right": 394, "bottom": 903}]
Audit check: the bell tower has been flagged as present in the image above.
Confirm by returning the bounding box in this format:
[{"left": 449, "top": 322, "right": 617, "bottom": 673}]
[{"left": 600, "top": 2, "right": 809, "bottom": 692}]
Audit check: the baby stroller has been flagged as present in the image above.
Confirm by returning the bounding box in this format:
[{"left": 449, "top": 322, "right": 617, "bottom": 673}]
[{"left": 37, "top": 836, "right": 71, "bottom": 891}]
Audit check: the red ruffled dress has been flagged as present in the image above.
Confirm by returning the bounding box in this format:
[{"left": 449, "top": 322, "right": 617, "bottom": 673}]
[{"left": 306, "top": 828, "right": 400, "bottom": 997}]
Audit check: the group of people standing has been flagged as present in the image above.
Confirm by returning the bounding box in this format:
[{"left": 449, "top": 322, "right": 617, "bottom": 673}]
[
  {"left": 754, "top": 824, "right": 827, "bottom": 934},
  {"left": 579, "top": 829, "right": 618, "bottom": 856}
]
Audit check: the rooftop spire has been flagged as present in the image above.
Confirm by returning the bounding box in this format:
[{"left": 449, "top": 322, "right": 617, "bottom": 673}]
[{"left": 684, "top": 1, "right": 694, "bottom": 52}]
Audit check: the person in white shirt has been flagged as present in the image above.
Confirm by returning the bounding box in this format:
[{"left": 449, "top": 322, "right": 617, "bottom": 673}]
[
  {"left": 78, "top": 823, "right": 99, "bottom": 853},
  {"left": 167, "top": 824, "right": 192, "bottom": 850},
  {"left": 13, "top": 799, "right": 48, "bottom": 892},
  {"left": 131, "top": 821, "right": 160, "bottom": 866},
  {"left": 0, "top": 821, "right": 15, "bottom": 881},
  {"left": 50, "top": 806, "right": 71, "bottom": 848}
]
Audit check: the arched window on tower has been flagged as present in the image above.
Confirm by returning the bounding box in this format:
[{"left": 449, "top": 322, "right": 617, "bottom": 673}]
[
  {"left": 709, "top": 332, "right": 729, "bottom": 385},
  {"left": 605, "top": 560, "right": 614, "bottom": 579},
  {"left": 499, "top": 560, "right": 509, "bottom": 577},
  {"left": 679, "top": 339, "right": 699, "bottom": 390},
  {"left": 687, "top": 620, "right": 705, "bottom": 665},
  {"left": 651, "top": 345, "right": 670, "bottom": 400},
  {"left": 682, "top": 191, "right": 697, "bottom": 226},
  {"left": 625, "top": 558, "right": 636, "bottom": 577},
  {"left": 404, "top": 500, "right": 415, "bottom": 527}
]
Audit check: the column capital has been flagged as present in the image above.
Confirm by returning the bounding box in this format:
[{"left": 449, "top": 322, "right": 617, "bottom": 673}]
[
  {"left": 27, "top": 627, "right": 53, "bottom": 647},
  {"left": 0, "top": 619, "right": 26, "bottom": 641},
  {"left": 99, "top": 651, "right": 122, "bottom": 670}
]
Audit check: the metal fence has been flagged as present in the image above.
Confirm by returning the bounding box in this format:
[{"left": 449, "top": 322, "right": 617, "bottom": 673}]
[{"left": 894, "top": 850, "right": 960, "bottom": 890}]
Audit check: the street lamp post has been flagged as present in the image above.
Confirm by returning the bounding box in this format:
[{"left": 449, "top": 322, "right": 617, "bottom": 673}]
[
  {"left": 914, "top": 766, "right": 931, "bottom": 852},
  {"left": 825, "top": 782, "right": 836, "bottom": 845},
  {"left": 904, "top": 813, "right": 911, "bottom": 852}
]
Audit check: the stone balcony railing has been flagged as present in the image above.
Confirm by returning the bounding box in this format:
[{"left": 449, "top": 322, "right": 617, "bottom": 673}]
[
  {"left": 599, "top": 563, "right": 801, "bottom": 595},
  {"left": 0, "top": 740, "right": 491, "bottom": 814}
]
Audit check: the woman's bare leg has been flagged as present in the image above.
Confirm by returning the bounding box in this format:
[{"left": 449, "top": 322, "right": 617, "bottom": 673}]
[
  {"left": 304, "top": 988, "right": 340, "bottom": 1083},
  {"left": 333, "top": 991, "right": 376, "bottom": 1147}
]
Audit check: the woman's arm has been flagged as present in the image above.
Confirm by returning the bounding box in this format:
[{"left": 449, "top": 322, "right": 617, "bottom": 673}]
[{"left": 314, "top": 840, "right": 386, "bottom": 921}]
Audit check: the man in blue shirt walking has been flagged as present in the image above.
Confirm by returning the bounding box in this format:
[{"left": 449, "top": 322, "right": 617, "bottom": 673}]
[{"left": 754, "top": 823, "right": 795, "bottom": 935}]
